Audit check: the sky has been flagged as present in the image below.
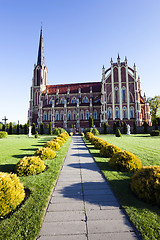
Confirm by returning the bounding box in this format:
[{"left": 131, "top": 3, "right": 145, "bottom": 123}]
[{"left": 0, "top": 0, "right": 160, "bottom": 124}]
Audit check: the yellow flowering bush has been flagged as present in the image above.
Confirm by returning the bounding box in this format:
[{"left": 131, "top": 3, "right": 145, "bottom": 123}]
[
  {"left": 34, "top": 147, "right": 56, "bottom": 160},
  {"left": 100, "top": 144, "right": 121, "bottom": 158},
  {"left": 0, "top": 131, "right": 8, "bottom": 139},
  {"left": 94, "top": 139, "right": 110, "bottom": 149},
  {"left": 85, "top": 132, "right": 94, "bottom": 140},
  {"left": 51, "top": 138, "right": 63, "bottom": 147},
  {"left": 44, "top": 141, "right": 60, "bottom": 151},
  {"left": 109, "top": 151, "right": 142, "bottom": 172},
  {"left": 15, "top": 156, "right": 45, "bottom": 176},
  {"left": 131, "top": 166, "right": 160, "bottom": 206},
  {"left": 58, "top": 132, "right": 69, "bottom": 141},
  {"left": 0, "top": 172, "right": 25, "bottom": 217},
  {"left": 81, "top": 132, "right": 84, "bottom": 137}
]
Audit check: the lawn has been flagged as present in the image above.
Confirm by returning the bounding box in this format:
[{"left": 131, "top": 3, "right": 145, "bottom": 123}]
[
  {"left": 84, "top": 134, "right": 160, "bottom": 240},
  {"left": 0, "top": 135, "right": 72, "bottom": 240}
]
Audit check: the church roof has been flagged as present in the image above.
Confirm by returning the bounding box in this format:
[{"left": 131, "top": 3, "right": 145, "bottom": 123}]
[{"left": 43, "top": 82, "right": 101, "bottom": 95}]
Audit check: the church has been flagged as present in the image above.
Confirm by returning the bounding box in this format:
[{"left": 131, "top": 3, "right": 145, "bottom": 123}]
[{"left": 28, "top": 28, "right": 152, "bottom": 131}]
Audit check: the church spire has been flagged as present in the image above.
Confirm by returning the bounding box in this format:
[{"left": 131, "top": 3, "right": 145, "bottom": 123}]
[{"left": 37, "top": 27, "right": 45, "bottom": 66}]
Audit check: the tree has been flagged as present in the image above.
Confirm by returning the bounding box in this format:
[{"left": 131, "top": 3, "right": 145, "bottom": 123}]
[
  {"left": 40, "top": 123, "right": 44, "bottom": 135},
  {"left": 89, "top": 115, "right": 94, "bottom": 128},
  {"left": 32, "top": 123, "right": 36, "bottom": 135},
  {"left": 148, "top": 96, "right": 160, "bottom": 122},
  {"left": 24, "top": 124, "right": 28, "bottom": 134},
  {"left": 116, "top": 121, "right": 121, "bottom": 127},
  {"left": 143, "top": 121, "right": 148, "bottom": 134},
  {"left": 16, "top": 124, "right": 20, "bottom": 135},
  {"left": 133, "top": 121, "right": 137, "bottom": 134},
  {"left": 49, "top": 122, "right": 52, "bottom": 135},
  {"left": 113, "top": 123, "right": 117, "bottom": 134},
  {"left": 27, "top": 120, "right": 30, "bottom": 127},
  {"left": 2, "top": 124, "right": 6, "bottom": 131},
  {"left": 123, "top": 122, "right": 127, "bottom": 134},
  {"left": 8, "top": 122, "right": 13, "bottom": 135},
  {"left": 104, "top": 123, "right": 110, "bottom": 134}
]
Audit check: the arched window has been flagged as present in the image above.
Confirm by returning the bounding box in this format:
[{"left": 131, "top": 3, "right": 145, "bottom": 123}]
[
  {"left": 93, "top": 110, "right": 97, "bottom": 120},
  {"left": 68, "top": 111, "right": 71, "bottom": 120},
  {"left": 71, "top": 97, "right": 77, "bottom": 104},
  {"left": 49, "top": 98, "right": 54, "bottom": 104},
  {"left": 82, "top": 96, "right": 89, "bottom": 103},
  {"left": 60, "top": 111, "right": 64, "bottom": 121},
  {"left": 34, "top": 90, "right": 39, "bottom": 106},
  {"left": 73, "top": 111, "right": 77, "bottom": 120},
  {"left": 37, "top": 68, "right": 40, "bottom": 86},
  {"left": 130, "top": 107, "right": 134, "bottom": 118},
  {"left": 85, "top": 110, "right": 89, "bottom": 120},
  {"left": 122, "top": 87, "right": 126, "bottom": 103},
  {"left": 108, "top": 107, "right": 112, "bottom": 119},
  {"left": 60, "top": 97, "right": 65, "bottom": 104},
  {"left": 115, "top": 107, "right": 119, "bottom": 119},
  {"left": 43, "top": 111, "right": 47, "bottom": 121},
  {"left": 80, "top": 110, "right": 84, "bottom": 120},
  {"left": 56, "top": 111, "right": 59, "bottom": 121},
  {"left": 48, "top": 111, "right": 52, "bottom": 121},
  {"left": 115, "top": 87, "right": 119, "bottom": 103},
  {"left": 123, "top": 107, "right": 127, "bottom": 119}
]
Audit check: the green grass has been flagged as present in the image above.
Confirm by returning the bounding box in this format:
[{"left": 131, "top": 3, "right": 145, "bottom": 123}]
[
  {"left": 84, "top": 134, "right": 160, "bottom": 240},
  {"left": 0, "top": 135, "right": 72, "bottom": 240}
]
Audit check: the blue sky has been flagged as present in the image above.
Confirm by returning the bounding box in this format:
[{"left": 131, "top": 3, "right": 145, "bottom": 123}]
[{"left": 0, "top": 0, "right": 160, "bottom": 124}]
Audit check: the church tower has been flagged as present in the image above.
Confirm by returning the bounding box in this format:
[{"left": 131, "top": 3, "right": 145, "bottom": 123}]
[{"left": 28, "top": 27, "right": 48, "bottom": 125}]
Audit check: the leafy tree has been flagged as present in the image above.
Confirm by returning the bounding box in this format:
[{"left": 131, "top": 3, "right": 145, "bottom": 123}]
[
  {"left": 32, "top": 123, "right": 36, "bottom": 135},
  {"left": 40, "top": 123, "right": 44, "bottom": 135},
  {"left": 49, "top": 122, "right": 52, "bottom": 135},
  {"left": 27, "top": 120, "right": 30, "bottom": 127},
  {"left": 89, "top": 115, "right": 94, "bottom": 128},
  {"left": 8, "top": 122, "right": 13, "bottom": 135},
  {"left": 16, "top": 124, "right": 20, "bottom": 135},
  {"left": 24, "top": 124, "right": 28, "bottom": 134},
  {"left": 148, "top": 96, "right": 160, "bottom": 122},
  {"left": 0, "top": 123, "right": 3, "bottom": 130}
]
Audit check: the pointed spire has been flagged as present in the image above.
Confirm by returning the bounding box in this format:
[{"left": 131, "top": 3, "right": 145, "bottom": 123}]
[
  {"left": 118, "top": 53, "right": 120, "bottom": 59},
  {"left": 110, "top": 58, "right": 113, "bottom": 64},
  {"left": 37, "top": 27, "right": 45, "bottom": 66}
]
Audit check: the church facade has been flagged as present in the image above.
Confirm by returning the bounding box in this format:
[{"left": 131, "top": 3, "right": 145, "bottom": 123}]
[{"left": 28, "top": 29, "right": 152, "bottom": 130}]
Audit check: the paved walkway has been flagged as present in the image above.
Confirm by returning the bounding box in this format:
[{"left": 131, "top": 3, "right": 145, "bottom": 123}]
[{"left": 38, "top": 135, "right": 139, "bottom": 240}]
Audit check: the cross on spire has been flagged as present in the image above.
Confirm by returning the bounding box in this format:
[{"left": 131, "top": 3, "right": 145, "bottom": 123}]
[{"left": 2, "top": 116, "right": 8, "bottom": 127}]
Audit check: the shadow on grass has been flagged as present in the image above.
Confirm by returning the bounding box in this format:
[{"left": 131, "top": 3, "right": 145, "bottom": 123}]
[
  {"left": 0, "top": 164, "right": 15, "bottom": 173},
  {"left": 12, "top": 154, "right": 33, "bottom": 159},
  {"left": 20, "top": 148, "right": 38, "bottom": 151}
]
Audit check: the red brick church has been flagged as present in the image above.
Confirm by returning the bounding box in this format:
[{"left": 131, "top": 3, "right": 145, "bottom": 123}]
[{"left": 28, "top": 28, "right": 151, "bottom": 130}]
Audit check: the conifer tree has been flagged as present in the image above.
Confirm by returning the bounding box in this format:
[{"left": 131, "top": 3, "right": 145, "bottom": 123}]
[
  {"left": 8, "top": 122, "right": 13, "bottom": 135},
  {"left": 113, "top": 123, "right": 117, "bottom": 134},
  {"left": 123, "top": 122, "right": 127, "bottom": 134},
  {"left": 40, "top": 123, "right": 44, "bottom": 135},
  {"left": 89, "top": 115, "right": 94, "bottom": 128},
  {"left": 133, "top": 121, "right": 137, "bottom": 134},
  {"left": 16, "top": 124, "right": 20, "bottom": 135},
  {"left": 24, "top": 124, "right": 28, "bottom": 134},
  {"left": 32, "top": 123, "right": 36, "bottom": 135},
  {"left": 104, "top": 123, "right": 109, "bottom": 134},
  {"left": 2, "top": 124, "right": 6, "bottom": 131},
  {"left": 49, "top": 122, "right": 52, "bottom": 135}
]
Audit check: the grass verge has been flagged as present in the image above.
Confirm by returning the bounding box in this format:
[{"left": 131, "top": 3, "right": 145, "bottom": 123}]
[
  {"left": 0, "top": 135, "right": 72, "bottom": 240},
  {"left": 84, "top": 134, "right": 160, "bottom": 240}
]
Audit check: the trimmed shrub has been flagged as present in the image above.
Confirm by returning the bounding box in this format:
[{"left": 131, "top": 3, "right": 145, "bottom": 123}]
[
  {"left": 116, "top": 121, "right": 121, "bottom": 127},
  {"left": 85, "top": 132, "right": 94, "bottom": 140},
  {"left": 52, "top": 138, "right": 63, "bottom": 147},
  {"left": 70, "top": 132, "right": 73, "bottom": 136},
  {"left": 94, "top": 139, "right": 108, "bottom": 149},
  {"left": 2, "top": 124, "right": 6, "bottom": 131},
  {"left": 100, "top": 144, "right": 121, "bottom": 158},
  {"left": 15, "top": 156, "right": 45, "bottom": 176},
  {"left": 104, "top": 123, "right": 110, "bottom": 134},
  {"left": 116, "top": 129, "right": 122, "bottom": 137},
  {"left": 109, "top": 151, "right": 142, "bottom": 172},
  {"left": 58, "top": 132, "right": 69, "bottom": 141},
  {"left": 90, "top": 128, "right": 99, "bottom": 136},
  {"left": 0, "top": 131, "right": 8, "bottom": 139},
  {"left": 34, "top": 147, "right": 56, "bottom": 160},
  {"left": 81, "top": 132, "right": 84, "bottom": 137},
  {"left": 89, "top": 115, "right": 94, "bottom": 128},
  {"left": 0, "top": 172, "right": 25, "bottom": 217},
  {"left": 131, "top": 166, "right": 160, "bottom": 206},
  {"left": 55, "top": 136, "right": 65, "bottom": 143},
  {"left": 35, "top": 131, "right": 39, "bottom": 138},
  {"left": 113, "top": 123, "right": 117, "bottom": 134},
  {"left": 44, "top": 141, "right": 60, "bottom": 151},
  {"left": 53, "top": 127, "right": 65, "bottom": 135},
  {"left": 150, "top": 130, "right": 160, "bottom": 136}
]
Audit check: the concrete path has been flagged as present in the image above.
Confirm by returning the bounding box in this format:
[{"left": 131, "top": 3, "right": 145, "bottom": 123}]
[{"left": 38, "top": 135, "right": 139, "bottom": 240}]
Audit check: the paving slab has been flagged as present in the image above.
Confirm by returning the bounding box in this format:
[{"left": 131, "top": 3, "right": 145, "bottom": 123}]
[
  {"left": 40, "top": 221, "right": 86, "bottom": 236},
  {"left": 50, "top": 196, "right": 83, "bottom": 203},
  {"left": 88, "top": 232, "right": 138, "bottom": 240},
  {"left": 48, "top": 202, "right": 84, "bottom": 211},
  {"left": 38, "top": 235, "right": 87, "bottom": 240},
  {"left": 44, "top": 211, "right": 85, "bottom": 222}
]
